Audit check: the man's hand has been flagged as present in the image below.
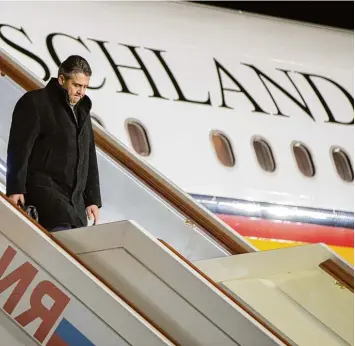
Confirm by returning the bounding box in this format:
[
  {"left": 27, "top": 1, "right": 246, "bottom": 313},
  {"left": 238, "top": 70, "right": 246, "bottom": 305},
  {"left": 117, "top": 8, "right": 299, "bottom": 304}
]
[
  {"left": 9, "top": 194, "right": 24, "bottom": 206},
  {"left": 86, "top": 205, "right": 99, "bottom": 225}
]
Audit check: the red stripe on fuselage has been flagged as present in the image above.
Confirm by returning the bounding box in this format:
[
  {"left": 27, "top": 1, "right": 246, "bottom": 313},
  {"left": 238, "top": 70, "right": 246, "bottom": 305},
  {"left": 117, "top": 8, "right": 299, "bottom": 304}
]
[{"left": 217, "top": 214, "right": 354, "bottom": 248}]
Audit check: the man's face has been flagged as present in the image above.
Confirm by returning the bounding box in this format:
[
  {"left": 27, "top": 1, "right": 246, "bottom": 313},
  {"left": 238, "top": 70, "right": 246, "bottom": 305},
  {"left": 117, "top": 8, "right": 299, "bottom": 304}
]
[{"left": 58, "top": 73, "right": 90, "bottom": 105}]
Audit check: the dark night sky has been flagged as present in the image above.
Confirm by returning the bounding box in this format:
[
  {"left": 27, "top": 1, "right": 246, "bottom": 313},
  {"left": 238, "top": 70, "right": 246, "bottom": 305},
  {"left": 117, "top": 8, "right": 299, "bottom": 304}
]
[{"left": 192, "top": 1, "right": 354, "bottom": 30}]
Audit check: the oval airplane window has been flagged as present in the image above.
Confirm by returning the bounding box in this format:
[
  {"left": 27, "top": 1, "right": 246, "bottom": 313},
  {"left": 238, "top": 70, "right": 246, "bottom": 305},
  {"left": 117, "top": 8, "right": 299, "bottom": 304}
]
[
  {"left": 331, "top": 148, "right": 353, "bottom": 182},
  {"left": 292, "top": 142, "right": 315, "bottom": 177},
  {"left": 252, "top": 137, "right": 275, "bottom": 172},
  {"left": 211, "top": 131, "right": 235, "bottom": 167},
  {"left": 126, "top": 120, "right": 151, "bottom": 156}
]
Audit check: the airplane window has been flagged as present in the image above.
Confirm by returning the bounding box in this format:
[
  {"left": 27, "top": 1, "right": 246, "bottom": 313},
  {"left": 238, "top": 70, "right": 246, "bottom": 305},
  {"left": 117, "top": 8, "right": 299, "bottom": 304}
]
[
  {"left": 252, "top": 137, "right": 275, "bottom": 172},
  {"left": 292, "top": 142, "right": 315, "bottom": 177},
  {"left": 211, "top": 131, "right": 235, "bottom": 167},
  {"left": 125, "top": 120, "right": 151, "bottom": 156},
  {"left": 331, "top": 148, "right": 353, "bottom": 182}
]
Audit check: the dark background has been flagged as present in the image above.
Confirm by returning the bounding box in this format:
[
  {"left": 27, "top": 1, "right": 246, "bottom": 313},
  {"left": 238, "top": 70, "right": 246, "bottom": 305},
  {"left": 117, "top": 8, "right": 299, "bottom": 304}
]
[{"left": 191, "top": 1, "right": 354, "bottom": 30}]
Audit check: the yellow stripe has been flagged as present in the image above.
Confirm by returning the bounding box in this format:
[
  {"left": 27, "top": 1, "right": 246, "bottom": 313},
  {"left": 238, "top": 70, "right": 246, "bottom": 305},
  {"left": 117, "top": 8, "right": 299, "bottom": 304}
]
[{"left": 246, "top": 237, "right": 354, "bottom": 265}]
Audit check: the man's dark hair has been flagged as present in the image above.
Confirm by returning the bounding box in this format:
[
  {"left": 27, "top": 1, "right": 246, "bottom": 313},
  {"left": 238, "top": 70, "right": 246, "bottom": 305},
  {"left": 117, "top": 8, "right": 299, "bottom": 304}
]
[{"left": 58, "top": 55, "right": 92, "bottom": 79}]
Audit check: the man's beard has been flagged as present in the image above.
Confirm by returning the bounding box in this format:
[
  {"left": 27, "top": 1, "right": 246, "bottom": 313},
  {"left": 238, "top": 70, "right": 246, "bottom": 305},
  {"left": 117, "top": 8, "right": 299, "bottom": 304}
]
[{"left": 69, "top": 97, "right": 79, "bottom": 105}]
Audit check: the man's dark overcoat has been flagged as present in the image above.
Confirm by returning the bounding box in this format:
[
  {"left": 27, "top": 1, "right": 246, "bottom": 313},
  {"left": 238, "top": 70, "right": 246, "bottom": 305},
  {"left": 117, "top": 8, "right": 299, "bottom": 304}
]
[{"left": 6, "top": 78, "right": 102, "bottom": 230}]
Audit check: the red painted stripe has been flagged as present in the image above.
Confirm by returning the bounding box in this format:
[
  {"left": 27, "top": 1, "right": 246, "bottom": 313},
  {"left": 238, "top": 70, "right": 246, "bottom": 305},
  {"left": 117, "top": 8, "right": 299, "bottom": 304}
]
[
  {"left": 217, "top": 214, "right": 354, "bottom": 248},
  {"left": 47, "top": 333, "right": 69, "bottom": 346}
]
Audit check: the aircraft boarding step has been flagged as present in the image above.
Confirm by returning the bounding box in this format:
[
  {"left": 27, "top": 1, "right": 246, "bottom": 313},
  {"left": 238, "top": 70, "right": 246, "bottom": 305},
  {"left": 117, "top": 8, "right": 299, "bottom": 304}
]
[
  {"left": 0, "top": 194, "right": 286, "bottom": 345},
  {"left": 2, "top": 192, "right": 353, "bottom": 346},
  {"left": 0, "top": 195, "right": 176, "bottom": 346},
  {"left": 51, "top": 202, "right": 354, "bottom": 346},
  {"left": 195, "top": 245, "right": 354, "bottom": 346}
]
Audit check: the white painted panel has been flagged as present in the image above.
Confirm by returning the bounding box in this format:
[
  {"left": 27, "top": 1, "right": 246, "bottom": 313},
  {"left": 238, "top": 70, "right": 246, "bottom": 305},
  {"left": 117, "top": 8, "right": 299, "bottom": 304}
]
[
  {"left": 80, "top": 249, "right": 236, "bottom": 346},
  {"left": 194, "top": 243, "right": 353, "bottom": 282},
  {"left": 195, "top": 244, "right": 354, "bottom": 345},
  {"left": 0, "top": 310, "right": 38, "bottom": 346},
  {"left": 223, "top": 278, "right": 349, "bottom": 346},
  {"left": 0, "top": 235, "right": 129, "bottom": 345},
  {"left": 274, "top": 270, "right": 353, "bottom": 345}
]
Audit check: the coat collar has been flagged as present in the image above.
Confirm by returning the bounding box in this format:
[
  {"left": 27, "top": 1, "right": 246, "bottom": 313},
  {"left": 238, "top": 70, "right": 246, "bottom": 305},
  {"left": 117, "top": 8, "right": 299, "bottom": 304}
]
[{"left": 45, "top": 77, "right": 92, "bottom": 113}]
